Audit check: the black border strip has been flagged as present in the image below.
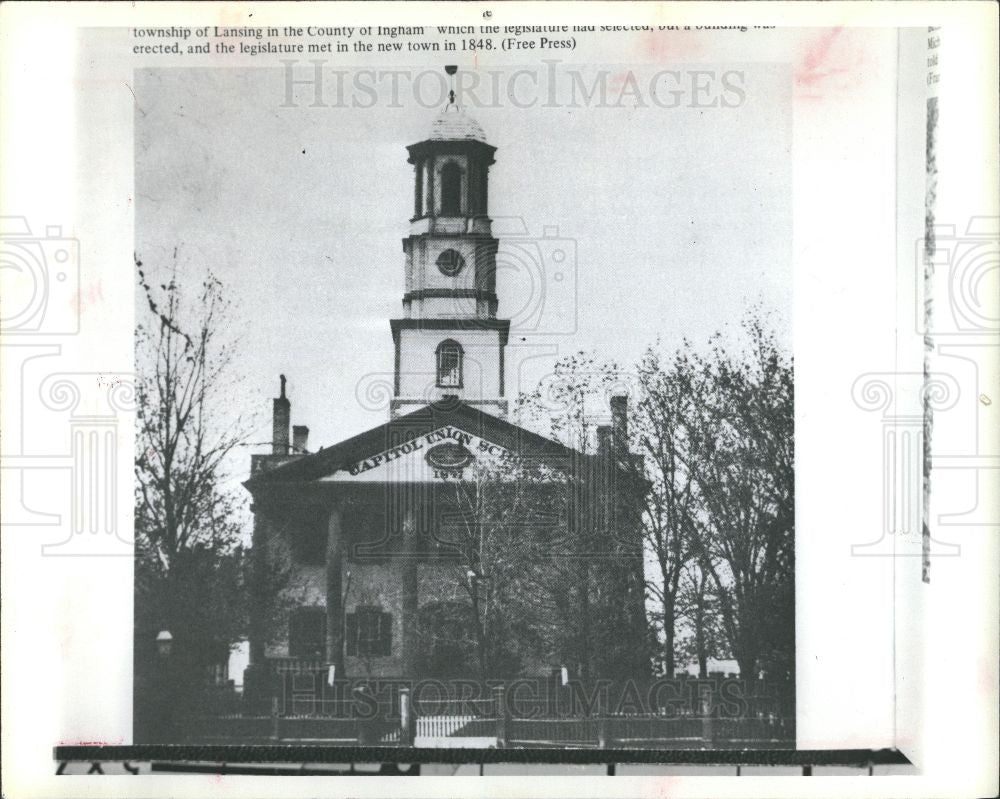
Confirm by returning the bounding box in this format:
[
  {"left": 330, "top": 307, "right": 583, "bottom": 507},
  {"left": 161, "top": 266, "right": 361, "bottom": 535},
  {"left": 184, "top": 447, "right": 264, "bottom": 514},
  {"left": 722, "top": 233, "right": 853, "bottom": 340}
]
[{"left": 54, "top": 745, "right": 910, "bottom": 767}]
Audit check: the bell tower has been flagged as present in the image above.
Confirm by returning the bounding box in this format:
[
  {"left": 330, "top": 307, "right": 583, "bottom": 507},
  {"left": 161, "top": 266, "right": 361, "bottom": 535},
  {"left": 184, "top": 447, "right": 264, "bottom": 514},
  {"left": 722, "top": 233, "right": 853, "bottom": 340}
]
[{"left": 390, "top": 66, "right": 509, "bottom": 418}]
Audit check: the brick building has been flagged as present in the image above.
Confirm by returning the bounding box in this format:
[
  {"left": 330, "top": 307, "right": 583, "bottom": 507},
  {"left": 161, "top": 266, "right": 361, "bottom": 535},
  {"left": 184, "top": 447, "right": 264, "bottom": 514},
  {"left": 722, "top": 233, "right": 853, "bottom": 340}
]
[{"left": 243, "top": 84, "right": 647, "bottom": 695}]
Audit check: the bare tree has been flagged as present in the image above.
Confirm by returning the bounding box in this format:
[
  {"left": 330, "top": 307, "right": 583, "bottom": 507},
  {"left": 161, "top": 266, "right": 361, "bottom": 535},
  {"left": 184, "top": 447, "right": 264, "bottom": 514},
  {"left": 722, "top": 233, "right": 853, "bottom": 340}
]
[
  {"left": 436, "top": 456, "right": 553, "bottom": 680},
  {"left": 681, "top": 311, "right": 794, "bottom": 679},
  {"left": 134, "top": 255, "right": 253, "bottom": 674},
  {"left": 675, "top": 560, "right": 730, "bottom": 677},
  {"left": 514, "top": 353, "right": 650, "bottom": 681},
  {"left": 511, "top": 319, "right": 793, "bottom": 683},
  {"left": 631, "top": 344, "right": 705, "bottom": 677}
]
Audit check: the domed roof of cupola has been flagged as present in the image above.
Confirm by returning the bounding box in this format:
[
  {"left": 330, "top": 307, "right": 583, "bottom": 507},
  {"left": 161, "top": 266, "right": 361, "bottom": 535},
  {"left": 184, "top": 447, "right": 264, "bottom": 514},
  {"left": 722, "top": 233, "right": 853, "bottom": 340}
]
[{"left": 427, "top": 105, "right": 489, "bottom": 143}]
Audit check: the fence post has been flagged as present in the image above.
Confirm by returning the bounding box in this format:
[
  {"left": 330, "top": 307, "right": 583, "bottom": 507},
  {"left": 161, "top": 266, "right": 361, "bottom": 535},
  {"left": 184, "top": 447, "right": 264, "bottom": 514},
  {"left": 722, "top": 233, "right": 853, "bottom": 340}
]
[
  {"left": 597, "top": 690, "right": 608, "bottom": 749},
  {"left": 399, "top": 687, "right": 414, "bottom": 747},
  {"left": 270, "top": 695, "right": 280, "bottom": 741},
  {"left": 699, "top": 685, "right": 714, "bottom": 746},
  {"left": 494, "top": 685, "right": 508, "bottom": 748}
]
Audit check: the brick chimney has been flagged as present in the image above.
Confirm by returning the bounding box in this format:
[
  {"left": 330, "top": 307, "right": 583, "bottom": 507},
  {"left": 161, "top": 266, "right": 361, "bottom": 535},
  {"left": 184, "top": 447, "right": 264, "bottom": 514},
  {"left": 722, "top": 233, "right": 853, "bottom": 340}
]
[
  {"left": 596, "top": 424, "right": 613, "bottom": 455},
  {"left": 272, "top": 375, "right": 290, "bottom": 455},
  {"left": 292, "top": 425, "right": 310, "bottom": 454},
  {"left": 610, "top": 394, "right": 628, "bottom": 459}
]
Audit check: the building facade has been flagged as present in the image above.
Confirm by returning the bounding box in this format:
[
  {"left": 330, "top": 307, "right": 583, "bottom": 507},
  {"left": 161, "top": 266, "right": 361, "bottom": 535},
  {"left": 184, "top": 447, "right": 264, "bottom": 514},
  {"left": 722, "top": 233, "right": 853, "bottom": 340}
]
[{"left": 243, "top": 87, "right": 647, "bottom": 698}]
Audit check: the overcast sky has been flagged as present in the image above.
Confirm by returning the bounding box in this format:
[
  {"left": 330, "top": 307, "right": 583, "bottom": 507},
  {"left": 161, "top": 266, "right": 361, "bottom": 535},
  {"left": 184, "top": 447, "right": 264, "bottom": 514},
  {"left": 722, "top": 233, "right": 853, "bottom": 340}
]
[{"left": 135, "top": 62, "right": 790, "bottom": 481}]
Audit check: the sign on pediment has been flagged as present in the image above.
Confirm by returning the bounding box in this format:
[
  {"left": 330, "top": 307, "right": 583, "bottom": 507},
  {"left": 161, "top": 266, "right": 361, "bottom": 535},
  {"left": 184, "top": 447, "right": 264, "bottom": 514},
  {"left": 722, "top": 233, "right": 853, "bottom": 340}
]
[{"left": 321, "top": 425, "right": 513, "bottom": 482}]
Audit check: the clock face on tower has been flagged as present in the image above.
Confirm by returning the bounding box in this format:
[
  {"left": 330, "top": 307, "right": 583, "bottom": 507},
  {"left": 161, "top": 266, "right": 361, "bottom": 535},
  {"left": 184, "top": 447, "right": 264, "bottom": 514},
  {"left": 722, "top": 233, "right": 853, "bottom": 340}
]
[{"left": 436, "top": 249, "right": 465, "bottom": 277}]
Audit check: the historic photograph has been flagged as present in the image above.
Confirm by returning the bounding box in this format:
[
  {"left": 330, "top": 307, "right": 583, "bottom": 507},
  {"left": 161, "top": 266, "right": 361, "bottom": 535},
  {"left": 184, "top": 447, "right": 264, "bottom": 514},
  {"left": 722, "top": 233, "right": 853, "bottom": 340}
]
[
  {"left": 132, "top": 60, "right": 794, "bottom": 749},
  {"left": 6, "top": 3, "right": 1000, "bottom": 794}
]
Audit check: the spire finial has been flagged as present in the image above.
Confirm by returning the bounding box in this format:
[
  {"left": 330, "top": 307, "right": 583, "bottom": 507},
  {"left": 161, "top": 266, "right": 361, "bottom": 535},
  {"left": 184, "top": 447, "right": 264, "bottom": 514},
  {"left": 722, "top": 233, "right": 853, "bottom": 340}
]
[{"left": 279, "top": 374, "right": 287, "bottom": 399}]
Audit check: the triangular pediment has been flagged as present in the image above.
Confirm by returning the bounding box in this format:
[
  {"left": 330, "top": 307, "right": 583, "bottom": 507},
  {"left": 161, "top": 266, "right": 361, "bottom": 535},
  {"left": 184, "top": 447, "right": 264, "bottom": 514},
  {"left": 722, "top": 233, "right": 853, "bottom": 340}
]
[{"left": 245, "top": 402, "right": 584, "bottom": 489}]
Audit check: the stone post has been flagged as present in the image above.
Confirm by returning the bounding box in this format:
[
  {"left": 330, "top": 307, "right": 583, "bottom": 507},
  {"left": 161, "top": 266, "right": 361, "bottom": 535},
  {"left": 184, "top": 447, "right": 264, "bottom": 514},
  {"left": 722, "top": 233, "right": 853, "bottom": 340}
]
[
  {"left": 597, "top": 690, "right": 608, "bottom": 749},
  {"left": 399, "top": 686, "right": 414, "bottom": 746},
  {"left": 270, "top": 695, "right": 281, "bottom": 740},
  {"left": 699, "top": 683, "right": 715, "bottom": 746},
  {"left": 494, "top": 685, "right": 508, "bottom": 748}
]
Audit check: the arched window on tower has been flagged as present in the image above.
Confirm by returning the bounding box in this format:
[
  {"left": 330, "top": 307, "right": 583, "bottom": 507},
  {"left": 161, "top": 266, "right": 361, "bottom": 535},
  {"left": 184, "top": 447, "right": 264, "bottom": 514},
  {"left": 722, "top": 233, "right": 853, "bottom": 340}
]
[
  {"left": 440, "top": 162, "right": 462, "bottom": 216},
  {"left": 436, "top": 339, "right": 463, "bottom": 388}
]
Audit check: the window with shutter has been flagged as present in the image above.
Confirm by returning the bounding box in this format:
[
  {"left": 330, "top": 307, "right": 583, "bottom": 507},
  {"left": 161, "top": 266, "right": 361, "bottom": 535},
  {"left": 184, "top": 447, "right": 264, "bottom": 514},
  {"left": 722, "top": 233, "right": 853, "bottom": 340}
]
[
  {"left": 346, "top": 606, "right": 393, "bottom": 657},
  {"left": 288, "top": 607, "right": 325, "bottom": 659}
]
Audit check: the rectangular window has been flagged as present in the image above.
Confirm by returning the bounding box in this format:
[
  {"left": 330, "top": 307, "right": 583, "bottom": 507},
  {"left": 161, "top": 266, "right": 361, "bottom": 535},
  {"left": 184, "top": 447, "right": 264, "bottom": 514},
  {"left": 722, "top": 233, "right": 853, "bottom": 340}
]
[
  {"left": 346, "top": 606, "right": 392, "bottom": 657},
  {"left": 288, "top": 607, "right": 325, "bottom": 659}
]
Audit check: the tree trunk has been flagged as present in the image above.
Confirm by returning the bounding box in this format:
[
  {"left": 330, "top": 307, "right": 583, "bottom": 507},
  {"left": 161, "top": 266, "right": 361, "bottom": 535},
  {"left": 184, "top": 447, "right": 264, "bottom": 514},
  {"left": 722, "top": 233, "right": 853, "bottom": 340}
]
[
  {"left": 662, "top": 594, "right": 675, "bottom": 677},
  {"left": 696, "top": 623, "right": 708, "bottom": 678},
  {"left": 470, "top": 582, "right": 488, "bottom": 680},
  {"left": 694, "top": 599, "right": 708, "bottom": 678},
  {"left": 325, "top": 505, "right": 345, "bottom": 678}
]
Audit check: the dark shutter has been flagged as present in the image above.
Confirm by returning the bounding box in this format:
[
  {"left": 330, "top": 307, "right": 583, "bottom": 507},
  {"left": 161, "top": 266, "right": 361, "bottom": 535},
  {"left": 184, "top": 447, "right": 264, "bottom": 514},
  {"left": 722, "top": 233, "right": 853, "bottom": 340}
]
[
  {"left": 345, "top": 613, "right": 358, "bottom": 656},
  {"left": 289, "top": 607, "right": 325, "bottom": 658},
  {"left": 380, "top": 612, "right": 393, "bottom": 656},
  {"left": 288, "top": 612, "right": 301, "bottom": 657}
]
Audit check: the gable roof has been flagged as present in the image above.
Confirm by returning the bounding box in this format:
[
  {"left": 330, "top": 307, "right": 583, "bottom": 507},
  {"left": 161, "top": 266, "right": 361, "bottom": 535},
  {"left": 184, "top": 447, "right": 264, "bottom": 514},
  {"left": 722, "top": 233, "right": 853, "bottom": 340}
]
[{"left": 244, "top": 400, "right": 587, "bottom": 489}]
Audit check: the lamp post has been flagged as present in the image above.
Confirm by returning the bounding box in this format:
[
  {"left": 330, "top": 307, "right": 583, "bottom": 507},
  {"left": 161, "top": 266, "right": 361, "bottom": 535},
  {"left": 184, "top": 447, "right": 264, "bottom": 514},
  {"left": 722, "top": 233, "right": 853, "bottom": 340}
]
[
  {"left": 151, "top": 629, "right": 177, "bottom": 743},
  {"left": 156, "top": 629, "right": 173, "bottom": 658}
]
